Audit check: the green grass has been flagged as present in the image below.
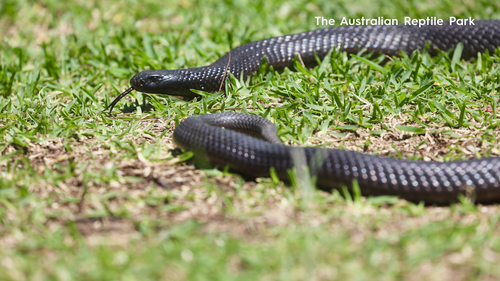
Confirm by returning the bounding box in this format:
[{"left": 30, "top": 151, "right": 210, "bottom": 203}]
[{"left": 2, "top": 0, "right": 500, "bottom": 279}]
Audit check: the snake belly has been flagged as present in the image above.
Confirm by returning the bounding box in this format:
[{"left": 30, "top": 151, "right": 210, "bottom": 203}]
[{"left": 173, "top": 113, "right": 500, "bottom": 205}]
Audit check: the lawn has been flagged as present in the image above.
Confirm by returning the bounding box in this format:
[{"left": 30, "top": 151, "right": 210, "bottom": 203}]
[{"left": 1, "top": 0, "right": 500, "bottom": 279}]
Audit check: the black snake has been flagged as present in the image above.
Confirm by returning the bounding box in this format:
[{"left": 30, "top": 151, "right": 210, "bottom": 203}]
[{"left": 109, "top": 21, "right": 500, "bottom": 204}]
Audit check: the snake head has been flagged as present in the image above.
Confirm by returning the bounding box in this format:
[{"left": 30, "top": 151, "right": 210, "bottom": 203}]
[
  {"left": 106, "top": 69, "right": 203, "bottom": 114},
  {"left": 130, "top": 70, "right": 200, "bottom": 98}
]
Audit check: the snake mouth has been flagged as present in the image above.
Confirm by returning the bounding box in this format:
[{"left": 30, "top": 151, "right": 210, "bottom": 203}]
[{"left": 130, "top": 74, "right": 147, "bottom": 89}]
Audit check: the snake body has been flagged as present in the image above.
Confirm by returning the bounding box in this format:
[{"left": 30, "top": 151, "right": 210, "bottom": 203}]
[
  {"left": 174, "top": 113, "right": 500, "bottom": 204},
  {"left": 110, "top": 21, "right": 500, "bottom": 203},
  {"left": 106, "top": 20, "right": 500, "bottom": 112}
]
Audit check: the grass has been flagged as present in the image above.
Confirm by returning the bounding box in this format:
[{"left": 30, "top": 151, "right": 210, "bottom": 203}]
[{"left": 1, "top": 0, "right": 500, "bottom": 279}]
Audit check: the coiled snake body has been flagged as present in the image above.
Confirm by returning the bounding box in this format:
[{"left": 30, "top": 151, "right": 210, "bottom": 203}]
[
  {"left": 173, "top": 113, "right": 500, "bottom": 204},
  {"left": 110, "top": 21, "right": 500, "bottom": 204}
]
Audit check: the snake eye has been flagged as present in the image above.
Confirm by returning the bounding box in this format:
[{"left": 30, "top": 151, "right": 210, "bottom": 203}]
[{"left": 147, "top": 75, "right": 162, "bottom": 83}]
